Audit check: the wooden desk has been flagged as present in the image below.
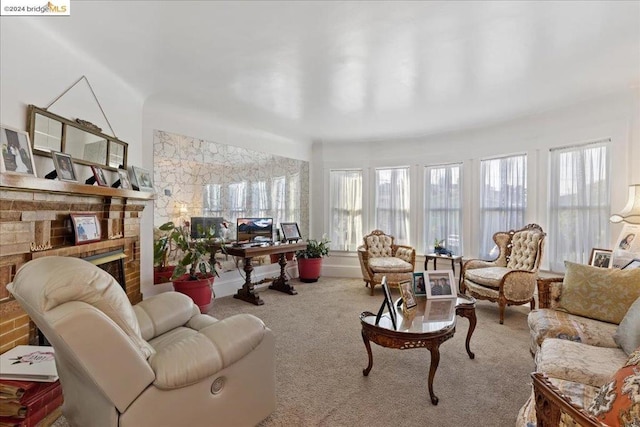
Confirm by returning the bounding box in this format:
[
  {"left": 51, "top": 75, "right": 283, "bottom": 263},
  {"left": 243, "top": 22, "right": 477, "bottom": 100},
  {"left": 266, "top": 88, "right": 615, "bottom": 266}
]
[{"left": 224, "top": 242, "right": 307, "bottom": 305}]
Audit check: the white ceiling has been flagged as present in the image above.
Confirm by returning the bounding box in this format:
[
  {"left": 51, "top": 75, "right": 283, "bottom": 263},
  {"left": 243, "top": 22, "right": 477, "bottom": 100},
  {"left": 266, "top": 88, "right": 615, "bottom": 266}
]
[{"left": 36, "top": 1, "right": 640, "bottom": 143}]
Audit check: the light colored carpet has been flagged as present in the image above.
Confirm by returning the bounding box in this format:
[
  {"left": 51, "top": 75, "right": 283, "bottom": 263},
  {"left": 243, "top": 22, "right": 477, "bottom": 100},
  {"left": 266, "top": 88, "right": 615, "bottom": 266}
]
[{"left": 52, "top": 277, "right": 535, "bottom": 426}]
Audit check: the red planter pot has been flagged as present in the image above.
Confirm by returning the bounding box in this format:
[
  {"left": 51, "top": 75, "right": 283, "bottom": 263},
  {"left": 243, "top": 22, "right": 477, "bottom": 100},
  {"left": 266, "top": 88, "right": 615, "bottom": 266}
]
[
  {"left": 172, "top": 274, "right": 215, "bottom": 313},
  {"left": 297, "top": 258, "right": 323, "bottom": 283},
  {"left": 153, "top": 266, "right": 176, "bottom": 285},
  {"left": 269, "top": 252, "right": 295, "bottom": 264}
]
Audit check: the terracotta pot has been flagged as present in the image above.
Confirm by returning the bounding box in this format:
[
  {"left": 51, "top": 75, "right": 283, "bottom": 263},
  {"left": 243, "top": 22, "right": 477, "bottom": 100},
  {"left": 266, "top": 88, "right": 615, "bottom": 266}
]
[
  {"left": 172, "top": 274, "right": 215, "bottom": 313},
  {"left": 153, "top": 266, "right": 176, "bottom": 285},
  {"left": 297, "top": 257, "right": 323, "bottom": 283}
]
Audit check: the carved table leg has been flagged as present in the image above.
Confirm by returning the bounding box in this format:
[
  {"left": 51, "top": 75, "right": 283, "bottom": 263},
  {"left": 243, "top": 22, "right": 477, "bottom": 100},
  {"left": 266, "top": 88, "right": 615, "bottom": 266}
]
[
  {"left": 427, "top": 345, "right": 440, "bottom": 405},
  {"left": 456, "top": 305, "right": 476, "bottom": 359},
  {"left": 361, "top": 330, "right": 373, "bottom": 376},
  {"left": 269, "top": 253, "right": 297, "bottom": 295},
  {"left": 233, "top": 256, "right": 264, "bottom": 305}
]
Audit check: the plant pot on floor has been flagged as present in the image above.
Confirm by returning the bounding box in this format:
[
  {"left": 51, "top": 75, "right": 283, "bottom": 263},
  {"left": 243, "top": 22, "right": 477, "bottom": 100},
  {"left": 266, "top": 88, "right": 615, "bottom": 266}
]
[
  {"left": 172, "top": 274, "right": 215, "bottom": 313},
  {"left": 270, "top": 252, "right": 295, "bottom": 264},
  {"left": 297, "top": 258, "right": 323, "bottom": 283},
  {"left": 153, "top": 265, "right": 176, "bottom": 285}
]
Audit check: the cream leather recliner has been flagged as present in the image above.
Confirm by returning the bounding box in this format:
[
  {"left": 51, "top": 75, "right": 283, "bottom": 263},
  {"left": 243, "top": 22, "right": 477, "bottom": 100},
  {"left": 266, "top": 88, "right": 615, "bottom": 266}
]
[{"left": 7, "top": 256, "right": 275, "bottom": 427}]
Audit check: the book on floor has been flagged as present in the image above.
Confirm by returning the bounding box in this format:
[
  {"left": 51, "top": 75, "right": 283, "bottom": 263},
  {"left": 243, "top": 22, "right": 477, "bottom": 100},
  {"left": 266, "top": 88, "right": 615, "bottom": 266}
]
[{"left": 0, "top": 347, "right": 58, "bottom": 383}]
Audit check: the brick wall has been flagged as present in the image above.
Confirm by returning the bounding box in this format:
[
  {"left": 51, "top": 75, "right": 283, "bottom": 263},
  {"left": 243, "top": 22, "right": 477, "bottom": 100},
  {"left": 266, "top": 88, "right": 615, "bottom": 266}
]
[{"left": 0, "top": 188, "right": 147, "bottom": 354}]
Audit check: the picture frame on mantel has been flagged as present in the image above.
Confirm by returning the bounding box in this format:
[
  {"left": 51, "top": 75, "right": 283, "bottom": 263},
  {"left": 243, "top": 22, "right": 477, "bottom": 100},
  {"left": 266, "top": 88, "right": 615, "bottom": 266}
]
[
  {"left": 0, "top": 124, "right": 37, "bottom": 177},
  {"left": 52, "top": 151, "right": 78, "bottom": 182},
  {"left": 130, "top": 165, "right": 154, "bottom": 192}
]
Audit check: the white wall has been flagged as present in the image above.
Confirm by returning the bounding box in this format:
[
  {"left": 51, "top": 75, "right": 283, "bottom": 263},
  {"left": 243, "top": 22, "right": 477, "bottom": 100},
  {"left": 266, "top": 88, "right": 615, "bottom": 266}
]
[{"left": 314, "top": 90, "right": 640, "bottom": 277}]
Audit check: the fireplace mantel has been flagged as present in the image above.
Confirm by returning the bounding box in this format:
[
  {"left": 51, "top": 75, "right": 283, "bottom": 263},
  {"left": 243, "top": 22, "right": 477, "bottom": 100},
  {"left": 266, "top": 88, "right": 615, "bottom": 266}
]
[{"left": 0, "top": 173, "right": 152, "bottom": 353}]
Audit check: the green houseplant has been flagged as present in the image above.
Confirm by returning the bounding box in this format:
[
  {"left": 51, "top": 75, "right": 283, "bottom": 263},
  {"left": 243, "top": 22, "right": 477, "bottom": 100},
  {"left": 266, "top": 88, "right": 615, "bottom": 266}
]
[
  {"left": 295, "top": 235, "right": 330, "bottom": 283},
  {"left": 153, "top": 224, "right": 176, "bottom": 284},
  {"left": 160, "top": 221, "right": 221, "bottom": 313}
]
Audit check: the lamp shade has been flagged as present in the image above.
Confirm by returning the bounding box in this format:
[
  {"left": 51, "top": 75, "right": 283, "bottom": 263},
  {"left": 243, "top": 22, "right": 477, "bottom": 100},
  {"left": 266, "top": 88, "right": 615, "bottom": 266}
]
[{"left": 610, "top": 184, "right": 640, "bottom": 224}]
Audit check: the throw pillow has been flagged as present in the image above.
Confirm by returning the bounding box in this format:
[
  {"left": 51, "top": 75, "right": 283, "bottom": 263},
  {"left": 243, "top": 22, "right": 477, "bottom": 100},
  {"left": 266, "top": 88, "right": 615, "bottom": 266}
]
[
  {"left": 587, "top": 347, "right": 640, "bottom": 425},
  {"left": 615, "top": 297, "right": 640, "bottom": 355},
  {"left": 558, "top": 261, "right": 640, "bottom": 324}
]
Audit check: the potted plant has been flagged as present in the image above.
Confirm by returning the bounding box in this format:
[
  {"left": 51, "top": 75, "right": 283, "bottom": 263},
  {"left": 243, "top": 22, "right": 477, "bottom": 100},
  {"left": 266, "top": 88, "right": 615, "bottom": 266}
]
[
  {"left": 161, "top": 221, "right": 222, "bottom": 313},
  {"left": 295, "top": 235, "right": 330, "bottom": 283},
  {"left": 153, "top": 224, "right": 176, "bottom": 284}
]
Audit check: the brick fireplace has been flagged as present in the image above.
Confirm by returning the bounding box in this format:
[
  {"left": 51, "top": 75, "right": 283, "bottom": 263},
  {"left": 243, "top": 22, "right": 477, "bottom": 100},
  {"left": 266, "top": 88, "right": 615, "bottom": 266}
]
[{"left": 0, "top": 174, "right": 153, "bottom": 353}]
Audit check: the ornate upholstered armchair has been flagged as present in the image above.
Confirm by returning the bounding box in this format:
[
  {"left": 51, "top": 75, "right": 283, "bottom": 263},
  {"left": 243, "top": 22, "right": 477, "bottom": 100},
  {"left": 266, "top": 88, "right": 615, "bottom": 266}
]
[
  {"left": 462, "top": 224, "right": 546, "bottom": 324},
  {"left": 358, "top": 230, "right": 416, "bottom": 295}
]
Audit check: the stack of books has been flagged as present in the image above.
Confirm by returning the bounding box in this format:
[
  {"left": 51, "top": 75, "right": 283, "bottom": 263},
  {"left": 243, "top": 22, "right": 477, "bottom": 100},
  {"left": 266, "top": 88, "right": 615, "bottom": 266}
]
[
  {"left": 0, "top": 380, "right": 63, "bottom": 427},
  {"left": 0, "top": 346, "right": 62, "bottom": 427}
]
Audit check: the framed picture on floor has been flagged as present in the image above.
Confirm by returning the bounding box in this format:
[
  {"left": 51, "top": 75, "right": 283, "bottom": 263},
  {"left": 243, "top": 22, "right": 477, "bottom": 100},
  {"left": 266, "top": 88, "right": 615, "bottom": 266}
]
[
  {"left": 425, "top": 270, "right": 457, "bottom": 299},
  {"left": 0, "top": 124, "right": 37, "bottom": 177},
  {"left": 588, "top": 248, "right": 612, "bottom": 268}
]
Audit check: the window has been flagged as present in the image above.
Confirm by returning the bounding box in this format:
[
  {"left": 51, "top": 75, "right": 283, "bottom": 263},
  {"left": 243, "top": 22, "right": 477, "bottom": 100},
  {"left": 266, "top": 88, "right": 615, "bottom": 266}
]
[
  {"left": 228, "top": 181, "right": 247, "bottom": 222},
  {"left": 479, "top": 154, "right": 527, "bottom": 258},
  {"left": 329, "top": 170, "right": 363, "bottom": 251},
  {"left": 271, "top": 176, "right": 286, "bottom": 228},
  {"left": 250, "top": 181, "right": 269, "bottom": 217},
  {"left": 203, "top": 184, "right": 222, "bottom": 217},
  {"left": 287, "top": 173, "right": 300, "bottom": 223},
  {"left": 375, "top": 167, "right": 410, "bottom": 245},
  {"left": 424, "top": 164, "right": 462, "bottom": 254},
  {"left": 548, "top": 141, "right": 610, "bottom": 271}
]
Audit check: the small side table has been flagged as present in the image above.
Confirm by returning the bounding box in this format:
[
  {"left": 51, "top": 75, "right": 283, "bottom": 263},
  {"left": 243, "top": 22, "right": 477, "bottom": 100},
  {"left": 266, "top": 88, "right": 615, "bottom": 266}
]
[{"left": 424, "top": 253, "right": 464, "bottom": 289}]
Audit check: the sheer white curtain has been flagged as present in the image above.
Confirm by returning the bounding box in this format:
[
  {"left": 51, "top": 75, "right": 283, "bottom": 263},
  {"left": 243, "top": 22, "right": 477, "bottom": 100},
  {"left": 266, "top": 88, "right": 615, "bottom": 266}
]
[
  {"left": 228, "top": 181, "right": 247, "bottom": 222},
  {"left": 424, "top": 164, "right": 463, "bottom": 254},
  {"left": 329, "top": 170, "right": 363, "bottom": 251},
  {"left": 271, "top": 176, "right": 286, "bottom": 228},
  {"left": 287, "top": 173, "right": 300, "bottom": 222},
  {"left": 479, "top": 155, "right": 527, "bottom": 258},
  {"left": 202, "top": 184, "right": 222, "bottom": 217},
  {"left": 375, "top": 167, "right": 410, "bottom": 245},
  {"left": 548, "top": 141, "right": 610, "bottom": 271},
  {"left": 250, "top": 181, "right": 269, "bottom": 217}
]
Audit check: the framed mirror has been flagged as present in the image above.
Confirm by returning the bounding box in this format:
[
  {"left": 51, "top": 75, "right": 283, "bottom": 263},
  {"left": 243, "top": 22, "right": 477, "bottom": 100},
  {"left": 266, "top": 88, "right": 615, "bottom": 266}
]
[{"left": 27, "top": 105, "right": 128, "bottom": 170}]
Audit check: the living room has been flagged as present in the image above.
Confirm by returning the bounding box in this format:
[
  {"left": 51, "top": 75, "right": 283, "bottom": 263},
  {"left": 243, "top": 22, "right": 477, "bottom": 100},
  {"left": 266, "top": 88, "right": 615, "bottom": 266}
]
[{"left": 1, "top": 1, "right": 639, "bottom": 426}]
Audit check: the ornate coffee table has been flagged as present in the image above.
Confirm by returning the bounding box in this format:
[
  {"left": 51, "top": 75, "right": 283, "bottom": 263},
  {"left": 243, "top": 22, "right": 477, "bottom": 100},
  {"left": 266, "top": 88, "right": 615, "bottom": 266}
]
[{"left": 359, "top": 294, "right": 476, "bottom": 405}]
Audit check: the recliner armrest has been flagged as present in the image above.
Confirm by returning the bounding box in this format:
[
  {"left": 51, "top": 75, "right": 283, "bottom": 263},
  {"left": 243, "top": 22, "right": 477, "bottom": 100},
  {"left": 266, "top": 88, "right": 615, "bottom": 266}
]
[
  {"left": 149, "top": 313, "right": 267, "bottom": 389},
  {"left": 134, "top": 292, "right": 200, "bottom": 341}
]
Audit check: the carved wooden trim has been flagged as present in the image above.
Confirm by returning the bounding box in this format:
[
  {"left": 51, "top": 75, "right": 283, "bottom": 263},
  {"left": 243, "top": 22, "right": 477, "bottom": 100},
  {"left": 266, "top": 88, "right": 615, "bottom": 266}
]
[{"left": 531, "top": 373, "right": 604, "bottom": 427}]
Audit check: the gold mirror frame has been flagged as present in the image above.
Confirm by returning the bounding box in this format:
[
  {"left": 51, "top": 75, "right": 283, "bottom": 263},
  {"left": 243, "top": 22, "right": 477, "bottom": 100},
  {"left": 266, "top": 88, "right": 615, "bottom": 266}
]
[{"left": 27, "top": 104, "right": 128, "bottom": 170}]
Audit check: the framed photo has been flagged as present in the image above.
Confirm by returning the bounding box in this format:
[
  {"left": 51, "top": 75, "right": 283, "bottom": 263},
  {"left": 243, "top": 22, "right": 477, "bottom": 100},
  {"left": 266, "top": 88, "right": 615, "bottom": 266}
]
[
  {"left": 280, "top": 222, "right": 301, "bottom": 241},
  {"left": 425, "top": 270, "right": 457, "bottom": 299},
  {"left": 51, "top": 151, "right": 77, "bottom": 182},
  {"left": 398, "top": 281, "right": 417, "bottom": 310},
  {"left": 130, "top": 165, "right": 153, "bottom": 191},
  {"left": 70, "top": 213, "right": 101, "bottom": 244},
  {"left": 117, "top": 168, "right": 131, "bottom": 190},
  {"left": 91, "top": 165, "right": 108, "bottom": 186},
  {"left": 589, "top": 248, "right": 612, "bottom": 268},
  {"left": 0, "top": 124, "right": 37, "bottom": 176},
  {"left": 375, "top": 277, "right": 397, "bottom": 330},
  {"left": 621, "top": 258, "right": 640, "bottom": 270},
  {"left": 412, "top": 272, "right": 426, "bottom": 296}
]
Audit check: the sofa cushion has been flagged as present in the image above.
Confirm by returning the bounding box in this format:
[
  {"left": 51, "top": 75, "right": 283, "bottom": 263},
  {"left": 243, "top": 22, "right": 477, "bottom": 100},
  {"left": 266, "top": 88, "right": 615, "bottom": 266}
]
[
  {"left": 587, "top": 347, "right": 640, "bottom": 425},
  {"left": 528, "top": 309, "right": 618, "bottom": 353},
  {"left": 536, "top": 338, "right": 628, "bottom": 387},
  {"left": 464, "top": 266, "right": 512, "bottom": 289},
  {"left": 368, "top": 257, "right": 413, "bottom": 273},
  {"left": 614, "top": 297, "right": 640, "bottom": 355},
  {"left": 557, "top": 261, "right": 640, "bottom": 324}
]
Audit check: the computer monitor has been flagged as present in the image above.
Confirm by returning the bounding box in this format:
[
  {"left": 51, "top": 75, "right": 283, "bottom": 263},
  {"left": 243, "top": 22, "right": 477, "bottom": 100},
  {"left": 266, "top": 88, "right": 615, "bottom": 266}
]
[
  {"left": 190, "top": 217, "right": 224, "bottom": 239},
  {"left": 236, "top": 218, "right": 273, "bottom": 243}
]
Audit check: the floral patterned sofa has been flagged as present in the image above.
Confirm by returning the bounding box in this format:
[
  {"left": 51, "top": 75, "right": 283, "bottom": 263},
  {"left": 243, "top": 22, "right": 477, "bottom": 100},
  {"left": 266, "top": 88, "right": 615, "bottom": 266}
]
[{"left": 517, "top": 261, "right": 640, "bottom": 426}]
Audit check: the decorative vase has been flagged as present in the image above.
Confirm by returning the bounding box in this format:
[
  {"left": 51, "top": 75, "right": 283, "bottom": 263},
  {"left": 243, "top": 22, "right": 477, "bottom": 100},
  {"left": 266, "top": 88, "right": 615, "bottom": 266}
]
[
  {"left": 297, "top": 257, "right": 323, "bottom": 283},
  {"left": 172, "top": 274, "right": 215, "bottom": 313},
  {"left": 153, "top": 265, "right": 176, "bottom": 285}
]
